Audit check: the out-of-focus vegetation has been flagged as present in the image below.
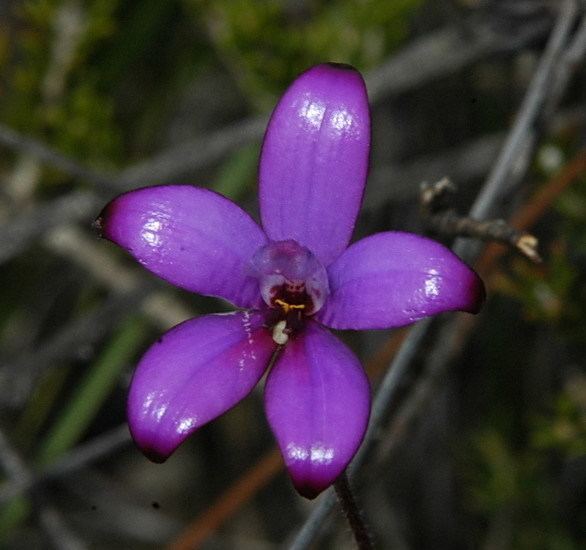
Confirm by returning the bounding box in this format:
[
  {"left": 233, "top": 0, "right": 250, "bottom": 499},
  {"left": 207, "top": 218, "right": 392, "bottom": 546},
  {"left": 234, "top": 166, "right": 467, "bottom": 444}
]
[{"left": 0, "top": 1, "right": 584, "bottom": 548}]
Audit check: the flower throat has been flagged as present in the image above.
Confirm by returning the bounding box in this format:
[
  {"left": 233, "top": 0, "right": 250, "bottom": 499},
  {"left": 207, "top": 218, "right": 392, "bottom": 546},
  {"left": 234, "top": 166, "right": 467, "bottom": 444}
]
[{"left": 250, "top": 240, "right": 330, "bottom": 342}]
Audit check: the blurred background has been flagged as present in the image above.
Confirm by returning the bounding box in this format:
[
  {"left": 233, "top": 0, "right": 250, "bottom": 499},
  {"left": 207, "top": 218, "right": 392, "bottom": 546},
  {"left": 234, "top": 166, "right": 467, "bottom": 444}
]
[{"left": 0, "top": 0, "right": 585, "bottom": 548}]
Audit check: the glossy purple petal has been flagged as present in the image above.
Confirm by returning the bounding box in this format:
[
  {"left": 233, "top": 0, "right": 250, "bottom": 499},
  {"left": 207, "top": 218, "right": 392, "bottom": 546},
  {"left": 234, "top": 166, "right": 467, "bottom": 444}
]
[
  {"left": 264, "top": 321, "right": 370, "bottom": 498},
  {"left": 259, "top": 63, "right": 370, "bottom": 266},
  {"left": 97, "top": 185, "right": 267, "bottom": 308},
  {"left": 317, "top": 231, "right": 485, "bottom": 330},
  {"left": 128, "top": 312, "right": 275, "bottom": 461}
]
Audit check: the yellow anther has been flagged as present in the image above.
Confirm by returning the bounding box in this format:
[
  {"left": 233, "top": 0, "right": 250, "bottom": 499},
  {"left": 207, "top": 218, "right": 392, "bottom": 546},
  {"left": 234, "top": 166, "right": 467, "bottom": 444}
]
[{"left": 274, "top": 298, "right": 305, "bottom": 314}]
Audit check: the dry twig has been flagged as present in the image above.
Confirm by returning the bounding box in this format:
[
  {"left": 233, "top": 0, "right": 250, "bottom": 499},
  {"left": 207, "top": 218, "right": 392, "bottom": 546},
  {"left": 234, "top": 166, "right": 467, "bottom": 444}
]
[{"left": 420, "top": 177, "right": 542, "bottom": 262}]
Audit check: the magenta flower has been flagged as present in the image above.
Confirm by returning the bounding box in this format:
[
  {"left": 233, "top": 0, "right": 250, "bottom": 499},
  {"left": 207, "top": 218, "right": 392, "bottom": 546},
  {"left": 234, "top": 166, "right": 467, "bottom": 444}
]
[{"left": 97, "top": 64, "right": 484, "bottom": 499}]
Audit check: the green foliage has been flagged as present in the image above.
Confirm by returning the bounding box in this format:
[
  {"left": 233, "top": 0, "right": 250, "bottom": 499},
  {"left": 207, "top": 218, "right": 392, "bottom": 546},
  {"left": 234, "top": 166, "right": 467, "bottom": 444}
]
[
  {"left": 45, "top": 80, "right": 122, "bottom": 164},
  {"left": 214, "top": 143, "right": 259, "bottom": 199},
  {"left": 0, "top": 0, "right": 124, "bottom": 164},
  {"left": 191, "top": 0, "right": 423, "bottom": 107},
  {"left": 532, "top": 375, "right": 586, "bottom": 457},
  {"left": 37, "top": 316, "right": 147, "bottom": 465},
  {"left": 556, "top": 172, "right": 586, "bottom": 255},
  {"left": 467, "top": 421, "right": 581, "bottom": 549}
]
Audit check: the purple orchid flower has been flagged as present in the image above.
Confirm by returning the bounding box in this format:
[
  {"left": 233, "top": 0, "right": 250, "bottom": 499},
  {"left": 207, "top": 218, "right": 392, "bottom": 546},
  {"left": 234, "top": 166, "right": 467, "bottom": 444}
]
[{"left": 97, "top": 63, "right": 484, "bottom": 499}]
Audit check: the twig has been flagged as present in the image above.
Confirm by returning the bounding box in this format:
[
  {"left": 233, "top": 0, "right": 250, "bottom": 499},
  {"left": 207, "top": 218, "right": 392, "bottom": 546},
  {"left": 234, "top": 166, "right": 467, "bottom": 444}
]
[
  {"left": 1, "top": 11, "right": 573, "bottom": 265},
  {"left": 367, "top": 12, "right": 550, "bottom": 102},
  {"left": 373, "top": 144, "right": 586, "bottom": 495},
  {"left": 89, "top": 15, "right": 553, "bottom": 193},
  {"left": 372, "top": 316, "right": 475, "bottom": 465},
  {"left": 0, "top": 123, "right": 116, "bottom": 189},
  {"left": 0, "top": 288, "right": 149, "bottom": 407},
  {"left": 365, "top": 132, "right": 504, "bottom": 209},
  {"left": 0, "top": 424, "right": 131, "bottom": 504},
  {"left": 37, "top": 504, "right": 88, "bottom": 550},
  {"left": 420, "top": 178, "right": 542, "bottom": 262},
  {"left": 0, "top": 428, "right": 87, "bottom": 549},
  {"left": 456, "top": 0, "right": 579, "bottom": 261},
  {"left": 0, "top": 132, "right": 504, "bottom": 268},
  {"left": 370, "top": 152, "right": 586, "bottom": 463},
  {"left": 476, "top": 147, "right": 586, "bottom": 273},
  {"left": 45, "top": 226, "right": 194, "bottom": 329},
  {"left": 543, "top": 13, "right": 586, "bottom": 121},
  {"left": 0, "top": 191, "right": 100, "bottom": 263},
  {"left": 333, "top": 474, "right": 373, "bottom": 550},
  {"left": 115, "top": 116, "right": 268, "bottom": 191}
]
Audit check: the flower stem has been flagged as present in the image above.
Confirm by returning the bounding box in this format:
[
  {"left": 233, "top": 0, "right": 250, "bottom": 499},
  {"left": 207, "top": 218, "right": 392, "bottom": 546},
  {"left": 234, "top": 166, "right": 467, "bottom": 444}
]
[{"left": 333, "top": 472, "right": 372, "bottom": 549}]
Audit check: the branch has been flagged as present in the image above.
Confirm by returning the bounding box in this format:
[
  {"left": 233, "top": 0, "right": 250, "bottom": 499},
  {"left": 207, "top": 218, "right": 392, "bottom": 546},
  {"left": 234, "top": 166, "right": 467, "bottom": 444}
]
[
  {"left": 0, "top": 288, "right": 148, "bottom": 408},
  {"left": 45, "top": 226, "right": 194, "bottom": 329},
  {"left": 0, "top": 428, "right": 87, "bottom": 549},
  {"left": 0, "top": 192, "right": 100, "bottom": 264},
  {"left": 420, "top": 178, "right": 541, "bottom": 262},
  {"left": 0, "top": 424, "right": 131, "bottom": 504},
  {"left": 456, "top": 0, "right": 580, "bottom": 261},
  {"left": 0, "top": 123, "right": 116, "bottom": 189}
]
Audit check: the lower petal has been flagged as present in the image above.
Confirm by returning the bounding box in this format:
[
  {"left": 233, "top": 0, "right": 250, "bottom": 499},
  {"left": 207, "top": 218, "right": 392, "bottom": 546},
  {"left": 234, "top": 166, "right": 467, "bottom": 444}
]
[
  {"left": 264, "top": 322, "right": 370, "bottom": 498},
  {"left": 317, "top": 231, "right": 485, "bottom": 330},
  {"left": 128, "top": 312, "right": 275, "bottom": 461}
]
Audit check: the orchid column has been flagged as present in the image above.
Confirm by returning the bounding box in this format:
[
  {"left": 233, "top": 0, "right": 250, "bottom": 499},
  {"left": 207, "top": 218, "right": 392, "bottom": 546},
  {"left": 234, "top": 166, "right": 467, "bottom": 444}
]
[{"left": 97, "top": 63, "right": 484, "bottom": 501}]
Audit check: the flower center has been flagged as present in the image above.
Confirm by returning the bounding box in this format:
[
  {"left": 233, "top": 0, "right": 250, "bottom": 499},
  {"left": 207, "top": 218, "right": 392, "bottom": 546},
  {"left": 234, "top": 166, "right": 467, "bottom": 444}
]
[{"left": 250, "top": 240, "right": 329, "bottom": 342}]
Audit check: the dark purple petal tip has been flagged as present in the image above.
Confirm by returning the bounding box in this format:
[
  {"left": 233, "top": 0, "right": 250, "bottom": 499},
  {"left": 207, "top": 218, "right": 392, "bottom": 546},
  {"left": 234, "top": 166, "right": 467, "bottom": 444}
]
[
  {"left": 462, "top": 268, "right": 485, "bottom": 314},
  {"left": 140, "top": 447, "right": 168, "bottom": 464},
  {"left": 324, "top": 61, "right": 361, "bottom": 72}
]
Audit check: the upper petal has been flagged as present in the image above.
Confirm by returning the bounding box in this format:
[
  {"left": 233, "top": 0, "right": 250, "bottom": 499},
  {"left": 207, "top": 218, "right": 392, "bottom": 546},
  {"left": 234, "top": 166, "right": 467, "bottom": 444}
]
[
  {"left": 264, "top": 321, "right": 370, "bottom": 498},
  {"left": 317, "top": 231, "right": 485, "bottom": 330},
  {"left": 128, "top": 312, "right": 276, "bottom": 461},
  {"left": 259, "top": 63, "right": 370, "bottom": 266},
  {"left": 97, "top": 185, "right": 267, "bottom": 308}
]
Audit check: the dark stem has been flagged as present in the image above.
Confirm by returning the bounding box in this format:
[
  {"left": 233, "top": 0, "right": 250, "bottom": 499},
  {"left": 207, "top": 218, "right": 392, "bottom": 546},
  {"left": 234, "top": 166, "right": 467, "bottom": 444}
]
[{"left": 333, "top": 473, "right": 372, "bottom": 550}]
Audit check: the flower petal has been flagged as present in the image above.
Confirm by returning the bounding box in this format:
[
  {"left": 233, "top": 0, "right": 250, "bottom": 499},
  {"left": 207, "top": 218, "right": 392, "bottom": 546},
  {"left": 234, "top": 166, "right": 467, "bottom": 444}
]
[
  {"left": 97, "top": 185, "right": 267, "bottom": 308},
  {"left": 128, "top": 312, "right": 275, "bottom": 461},
  {"left": 317, "top": 231, "right": 485, "bottom": 330},
  {"left": 259, "top": 63, "right": 370, "bottom": 266},
  {"left": 264, "top": 321, "right": 370, "bottom": 498}
]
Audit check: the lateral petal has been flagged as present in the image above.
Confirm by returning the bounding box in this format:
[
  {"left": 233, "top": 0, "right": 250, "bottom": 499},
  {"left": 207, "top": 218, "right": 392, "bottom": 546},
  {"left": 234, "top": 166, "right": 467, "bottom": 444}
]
[
  {"left": 317, "top": 231, "right": 485, "bottom": 329},
  {"left": 97, "top": 185, "right": 267, "bottom": 308}
]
